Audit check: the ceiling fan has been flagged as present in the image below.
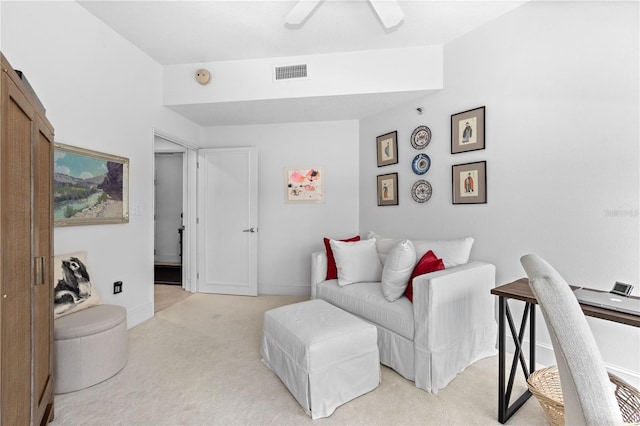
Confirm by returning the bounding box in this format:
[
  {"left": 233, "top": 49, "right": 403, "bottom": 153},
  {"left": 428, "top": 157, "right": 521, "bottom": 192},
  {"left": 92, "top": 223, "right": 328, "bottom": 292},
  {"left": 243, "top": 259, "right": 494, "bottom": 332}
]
[{"left": 285, "top": 0, "right": 404, "bottom": 30}]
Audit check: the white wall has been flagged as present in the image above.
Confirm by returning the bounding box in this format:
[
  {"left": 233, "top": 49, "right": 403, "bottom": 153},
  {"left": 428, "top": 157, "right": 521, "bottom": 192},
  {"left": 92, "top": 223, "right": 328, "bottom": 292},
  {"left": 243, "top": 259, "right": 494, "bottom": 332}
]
[
  {"left": 201, "top": 121, "right": 360, "bottom": 294},
  {"left": 164, "top": 46, "right": 443, "bottom": 106},
  {"left": 1, "top": 1, "right": 201, "bottom": 327},
  {"left": 154, "top": 153, "right": 183, "bottom": 264},
  {"left": 359, "top": 1, "right": 639, "bottom": 383}
]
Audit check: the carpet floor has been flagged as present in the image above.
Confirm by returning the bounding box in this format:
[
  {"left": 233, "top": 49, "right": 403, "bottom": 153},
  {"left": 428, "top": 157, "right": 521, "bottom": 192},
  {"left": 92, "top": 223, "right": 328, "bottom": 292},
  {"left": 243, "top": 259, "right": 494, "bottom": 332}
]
[{"left": 50, "top": 293, "right": 547, "bottom": 425}]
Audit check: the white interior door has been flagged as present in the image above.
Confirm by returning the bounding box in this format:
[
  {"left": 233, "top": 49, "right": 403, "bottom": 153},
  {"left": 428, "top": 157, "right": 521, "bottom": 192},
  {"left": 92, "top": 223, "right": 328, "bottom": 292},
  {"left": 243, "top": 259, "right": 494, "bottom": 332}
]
[{"left": 197, "top": 147, "right": 258, "bottom": 296}]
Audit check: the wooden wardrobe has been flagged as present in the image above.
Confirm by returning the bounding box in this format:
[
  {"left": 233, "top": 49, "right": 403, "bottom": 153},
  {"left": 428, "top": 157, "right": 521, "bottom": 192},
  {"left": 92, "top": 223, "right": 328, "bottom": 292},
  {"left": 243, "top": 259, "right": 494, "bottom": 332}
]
[{"left": 0, "top": 53, "right": 54, "bottom": 425}]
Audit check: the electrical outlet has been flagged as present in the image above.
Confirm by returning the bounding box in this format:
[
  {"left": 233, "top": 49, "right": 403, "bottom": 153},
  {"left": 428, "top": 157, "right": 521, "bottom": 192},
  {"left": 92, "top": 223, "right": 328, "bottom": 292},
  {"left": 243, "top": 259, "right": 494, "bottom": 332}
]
[{"left": 113, "top": 281, "right": 123, "bottom": 294}]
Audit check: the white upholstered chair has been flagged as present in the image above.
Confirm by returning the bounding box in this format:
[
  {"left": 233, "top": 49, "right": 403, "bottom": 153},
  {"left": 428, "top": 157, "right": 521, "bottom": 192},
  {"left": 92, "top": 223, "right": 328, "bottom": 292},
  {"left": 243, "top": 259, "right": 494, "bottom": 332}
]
[{"left": 520, "top": 254, "right": 624, "bottom": 425}]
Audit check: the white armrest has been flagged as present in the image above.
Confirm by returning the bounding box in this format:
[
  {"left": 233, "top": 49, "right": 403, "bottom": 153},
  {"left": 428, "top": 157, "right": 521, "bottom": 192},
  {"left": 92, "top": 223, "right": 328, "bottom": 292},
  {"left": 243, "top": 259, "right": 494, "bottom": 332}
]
[
  {"left": 412, "top": 261, "right": 496, "bottom": 351},
  {"left": 311, "top": 251, "right": 328, "bottom": 299}
]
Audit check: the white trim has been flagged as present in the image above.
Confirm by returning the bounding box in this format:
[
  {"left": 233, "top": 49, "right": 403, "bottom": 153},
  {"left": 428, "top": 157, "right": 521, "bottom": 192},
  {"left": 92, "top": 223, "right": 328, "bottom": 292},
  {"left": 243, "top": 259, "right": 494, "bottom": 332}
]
[
  {"left": 126, "top": 302, "right": 153, "bottom": 329},
  {"left": 259, "top": 282, "right": 311, "bottom": 296},
  {"left": 152, "top": 129, "right": 198, "bottom": 297}
]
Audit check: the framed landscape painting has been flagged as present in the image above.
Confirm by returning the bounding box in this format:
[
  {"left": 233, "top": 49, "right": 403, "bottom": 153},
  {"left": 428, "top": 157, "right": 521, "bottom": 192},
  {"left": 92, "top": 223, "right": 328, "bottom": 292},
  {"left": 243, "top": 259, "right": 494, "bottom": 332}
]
[{"left": 54, "top": 143, "right": 129, "bottom": 226}]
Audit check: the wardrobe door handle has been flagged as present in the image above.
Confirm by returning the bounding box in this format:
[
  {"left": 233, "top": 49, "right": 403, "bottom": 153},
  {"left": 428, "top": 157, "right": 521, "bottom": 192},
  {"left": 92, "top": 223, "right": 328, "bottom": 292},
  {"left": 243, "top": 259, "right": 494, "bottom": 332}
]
[{"left": 34, "top": 257, "right": 45, "bottom": 286}]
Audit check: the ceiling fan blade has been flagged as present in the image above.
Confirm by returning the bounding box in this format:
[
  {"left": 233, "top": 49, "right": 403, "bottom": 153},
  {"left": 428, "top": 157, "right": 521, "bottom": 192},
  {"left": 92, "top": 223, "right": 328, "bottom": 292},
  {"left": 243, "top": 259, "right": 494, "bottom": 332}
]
[
  {"left": 285, "top": 0, "right": 324, "bottom": 25},
  {"left": 368, "top": 0, "right": 404, "bottom": 29}
]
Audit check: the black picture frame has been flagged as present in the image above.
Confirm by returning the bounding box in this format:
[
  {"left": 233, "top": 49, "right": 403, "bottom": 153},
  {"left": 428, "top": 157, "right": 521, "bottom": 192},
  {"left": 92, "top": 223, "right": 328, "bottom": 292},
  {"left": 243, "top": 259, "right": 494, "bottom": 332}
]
[
  {"left": 376, "top": 131, "right": 398, "bottom": 167},
  {"left": 452, "top": 161, "right": 487, "bottom": 204},
  {"left": 377, "top": 173, "right": 398, "bottom": 206},
  {"left": 451, "top": 106, "right": 485, "bottom": 154}
]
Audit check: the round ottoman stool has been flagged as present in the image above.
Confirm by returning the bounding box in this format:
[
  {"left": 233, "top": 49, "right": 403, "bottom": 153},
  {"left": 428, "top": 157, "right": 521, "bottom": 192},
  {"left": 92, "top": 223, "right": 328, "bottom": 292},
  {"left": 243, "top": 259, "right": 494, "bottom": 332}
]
[{"left": 54, "top": 304, "right": 128, "bottom": 394}]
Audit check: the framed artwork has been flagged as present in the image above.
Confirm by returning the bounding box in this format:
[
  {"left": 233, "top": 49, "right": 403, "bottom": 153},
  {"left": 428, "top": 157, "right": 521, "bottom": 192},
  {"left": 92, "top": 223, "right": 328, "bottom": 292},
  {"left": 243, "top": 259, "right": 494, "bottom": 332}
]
[
  {"left": 377, "top": 173, "right": 398, "bottom": 206},
  {"left": 376, "top": 131, "right": 398, "bottom": 167},
  {"left": 53, "top": 143, "right": 129, "bottom": 226},
  {"left": 285, "top": 167, "right": 323, "bottom": 203},
  {"left": 451, "top": 106, "right": 485, "bottom": 154},
  {"left": 452, "top": 161, "right": 487, "bottom": 204}
]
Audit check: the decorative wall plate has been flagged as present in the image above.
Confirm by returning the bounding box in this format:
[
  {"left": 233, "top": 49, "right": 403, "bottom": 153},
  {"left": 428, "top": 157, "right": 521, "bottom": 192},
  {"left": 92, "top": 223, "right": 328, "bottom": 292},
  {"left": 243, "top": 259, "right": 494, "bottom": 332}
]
[
  {"left": 412, "top": 180, "right": 432, "bottom": 203},
  {"left": 411, "top": 126, "right": 431, "bottom": 149},
  {"left": 411, "top": 153, "right": 431, "bottom": 175}
]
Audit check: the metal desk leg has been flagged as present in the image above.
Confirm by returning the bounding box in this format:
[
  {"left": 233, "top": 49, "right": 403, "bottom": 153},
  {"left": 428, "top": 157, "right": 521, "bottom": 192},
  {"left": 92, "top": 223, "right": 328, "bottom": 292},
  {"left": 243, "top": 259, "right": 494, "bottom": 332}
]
[{"left": 498, "top": 297, "right": 536, "bottom": 423}]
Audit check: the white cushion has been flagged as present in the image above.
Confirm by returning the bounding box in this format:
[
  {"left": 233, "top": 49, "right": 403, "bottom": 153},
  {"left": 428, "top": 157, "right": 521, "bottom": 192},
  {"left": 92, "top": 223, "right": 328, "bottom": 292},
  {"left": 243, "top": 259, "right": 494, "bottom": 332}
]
[
  {"left": 330, "top": 238, "right": 382, "bottom": 286},
  {"left": 53, "top": 251, "right": 101, "bottom": 319},
  {"left": 412, "top": 237, "right": 474, "bottom": 268},
  {"left": 381, "top": 240, "right": 416, "bottom": 301},
  {"left": 366, "top": 231, "right": 403, "bottom": 263}
]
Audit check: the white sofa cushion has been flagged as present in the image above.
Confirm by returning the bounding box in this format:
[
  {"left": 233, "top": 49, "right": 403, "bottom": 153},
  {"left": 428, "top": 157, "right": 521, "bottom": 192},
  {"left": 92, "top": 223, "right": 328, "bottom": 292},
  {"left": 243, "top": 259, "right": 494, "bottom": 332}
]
[
  {"left": 330, "top": 239, "right": 382, "bottom": 286},
  {"left": 381, "top": 240, "right": 416, "bottom": 302},
  {"left": 412, "top": 237, "right": 474, "bottom": 268},
  {"left": 316, "top": 280, "right": 414, "bottom": 340},
  {"left": 366, "top": 231, "right": 403, "bottom": 263},
  {"left": 367, "top": 232, "right": 474, "bottom": 268}
]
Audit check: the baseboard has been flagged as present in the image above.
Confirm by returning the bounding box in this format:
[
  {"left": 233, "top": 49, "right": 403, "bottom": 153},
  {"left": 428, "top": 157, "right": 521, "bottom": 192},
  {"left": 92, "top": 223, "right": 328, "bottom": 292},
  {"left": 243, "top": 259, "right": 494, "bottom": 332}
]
[
  {"left": 126, "top": 302, "right": 153, "bottom": 328},
  {"left": 505, "top": 333, "right": 640, "bottom": 388},
  {"left": 259, "top": 282, "right": 311, "bottom": 296}
]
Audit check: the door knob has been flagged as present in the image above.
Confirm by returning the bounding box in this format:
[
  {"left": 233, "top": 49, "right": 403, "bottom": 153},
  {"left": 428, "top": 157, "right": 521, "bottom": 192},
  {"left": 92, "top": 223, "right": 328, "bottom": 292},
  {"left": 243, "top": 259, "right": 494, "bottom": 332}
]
[{"left": 242, "top": 227, "right": 257, "bottom": 233}]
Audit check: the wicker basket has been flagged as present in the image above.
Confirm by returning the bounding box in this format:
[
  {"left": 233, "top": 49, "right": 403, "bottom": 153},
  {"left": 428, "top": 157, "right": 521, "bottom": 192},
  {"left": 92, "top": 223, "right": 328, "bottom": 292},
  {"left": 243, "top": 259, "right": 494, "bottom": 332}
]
[{"left": 527, "top": 366, "right": 640, "bottom": 425}]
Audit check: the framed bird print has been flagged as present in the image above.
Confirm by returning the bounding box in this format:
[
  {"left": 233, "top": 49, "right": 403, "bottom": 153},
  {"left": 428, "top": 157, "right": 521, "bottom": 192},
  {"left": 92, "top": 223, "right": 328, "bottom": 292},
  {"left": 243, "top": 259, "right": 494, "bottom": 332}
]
[{"left": 377, "top": 131, "right": 398, "bottom": 167}]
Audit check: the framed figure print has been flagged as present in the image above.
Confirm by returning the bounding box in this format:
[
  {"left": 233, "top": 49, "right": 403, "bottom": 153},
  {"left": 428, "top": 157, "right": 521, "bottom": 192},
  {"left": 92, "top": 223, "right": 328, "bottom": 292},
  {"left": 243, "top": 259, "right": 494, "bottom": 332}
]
[
  {"left": 377, "top": 131, "right": 398, "bottom": 167},
  {"left": 451, "top": 106, "right": 485, "bottom": 154},
  {"left": 377, "top": 173, "right": 398, "bottom": 206},
  {"left": 452, "top": 161, "right": 487, "bottom": 204},
  {"left": 54, "top": 143, "right": 129, "bottom": 226}
]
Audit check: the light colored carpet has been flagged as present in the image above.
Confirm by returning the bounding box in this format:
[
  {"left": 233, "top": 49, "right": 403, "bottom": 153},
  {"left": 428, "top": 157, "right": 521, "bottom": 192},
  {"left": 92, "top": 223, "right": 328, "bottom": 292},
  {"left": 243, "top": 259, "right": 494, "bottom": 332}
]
[
  {"left": 154, "top": 284, "right": 192, "bottom": 313},
  {"left": 51, "top": 293, "right": 548, "bottom": 425}
]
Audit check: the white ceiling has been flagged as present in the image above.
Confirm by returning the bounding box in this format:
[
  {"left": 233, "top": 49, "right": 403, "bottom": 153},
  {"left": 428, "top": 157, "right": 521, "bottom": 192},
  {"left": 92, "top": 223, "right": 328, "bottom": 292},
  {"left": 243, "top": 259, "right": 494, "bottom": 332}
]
[{"left": 78, "top": 0, "right": 527, "bottom": 126}]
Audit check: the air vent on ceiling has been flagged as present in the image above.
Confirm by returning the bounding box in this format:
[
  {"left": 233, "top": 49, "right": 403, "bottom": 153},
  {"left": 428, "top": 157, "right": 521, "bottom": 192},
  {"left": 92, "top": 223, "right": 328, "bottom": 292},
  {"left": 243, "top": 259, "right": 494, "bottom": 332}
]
[{"left": 273, "top": 64, "right": 308, "bottom": 81}]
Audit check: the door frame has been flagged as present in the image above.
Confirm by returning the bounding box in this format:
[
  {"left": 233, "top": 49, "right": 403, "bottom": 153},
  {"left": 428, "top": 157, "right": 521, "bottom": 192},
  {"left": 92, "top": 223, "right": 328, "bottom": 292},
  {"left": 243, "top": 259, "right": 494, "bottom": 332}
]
[{"left": 152, "top": 129, "right": 197, "bottom": 293}]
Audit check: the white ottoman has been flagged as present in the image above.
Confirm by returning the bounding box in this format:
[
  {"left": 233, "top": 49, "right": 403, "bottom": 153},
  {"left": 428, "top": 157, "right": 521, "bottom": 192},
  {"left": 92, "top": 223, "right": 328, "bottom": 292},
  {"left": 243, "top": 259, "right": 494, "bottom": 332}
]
[
  {"left": 54, "top": 304, "right": 128, "bottom": 394},
  {"left": 261, "top": 299, "right": 380, "bottom": 419}
]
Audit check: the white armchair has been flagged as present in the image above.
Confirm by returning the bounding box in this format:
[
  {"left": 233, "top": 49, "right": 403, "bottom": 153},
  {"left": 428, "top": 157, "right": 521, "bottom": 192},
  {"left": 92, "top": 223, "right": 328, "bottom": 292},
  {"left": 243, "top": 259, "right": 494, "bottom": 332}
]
[{"left": 311, "top": 250, "right": 498, "bottom": 393}]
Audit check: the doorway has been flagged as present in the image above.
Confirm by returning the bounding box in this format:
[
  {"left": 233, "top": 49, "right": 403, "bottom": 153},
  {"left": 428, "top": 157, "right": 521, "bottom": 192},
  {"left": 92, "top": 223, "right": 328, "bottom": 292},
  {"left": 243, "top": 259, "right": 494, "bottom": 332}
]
[
  {"left": 154, "top": 151, "right": 183, "bottom": 285},
  {"left": 152, "top": 131, "right": 197, "bottom": 312}
]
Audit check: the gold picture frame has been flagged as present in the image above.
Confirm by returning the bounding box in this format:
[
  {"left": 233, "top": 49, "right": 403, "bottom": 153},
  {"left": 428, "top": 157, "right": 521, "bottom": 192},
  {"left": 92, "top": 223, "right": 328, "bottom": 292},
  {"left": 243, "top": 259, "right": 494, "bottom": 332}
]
[{"left": 54, "top": 143, "right": 129, "bottom": 226}]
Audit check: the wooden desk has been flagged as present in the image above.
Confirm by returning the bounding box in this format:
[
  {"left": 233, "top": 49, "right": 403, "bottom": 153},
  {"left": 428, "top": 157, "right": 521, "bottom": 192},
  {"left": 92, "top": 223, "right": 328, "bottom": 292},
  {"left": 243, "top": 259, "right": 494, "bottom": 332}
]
[{"left": 491, "top": 279, "right": 640, "bottom": 423}]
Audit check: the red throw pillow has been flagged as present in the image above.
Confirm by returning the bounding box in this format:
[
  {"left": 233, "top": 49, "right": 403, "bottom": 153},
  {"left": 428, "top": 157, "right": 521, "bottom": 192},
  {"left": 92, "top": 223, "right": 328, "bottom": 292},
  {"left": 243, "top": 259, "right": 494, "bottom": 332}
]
[
  {"left": 323, "top": 235, "right": 361, "bottom": 280},
  {"left": 405, "top": 250, "right": 444, "bottom": 302}
]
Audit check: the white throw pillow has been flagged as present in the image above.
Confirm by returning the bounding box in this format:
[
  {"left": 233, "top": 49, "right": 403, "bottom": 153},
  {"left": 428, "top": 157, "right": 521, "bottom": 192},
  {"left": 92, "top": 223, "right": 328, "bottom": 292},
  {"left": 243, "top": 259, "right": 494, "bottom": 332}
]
[
  {"left": 330, "top": 238, "right": 382, "bottom": 286},
  {"left": 53, "top": 251, "right": 101, "bottom": 319},
  {"left": 366, "top": 231, "right": 403, "bottom": 263},
  {"left": 412, "top": 237, "right": 474, "bottom": 268},
  {"left": 381, "top": 240, "right": 416, "bottom": 302}
]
